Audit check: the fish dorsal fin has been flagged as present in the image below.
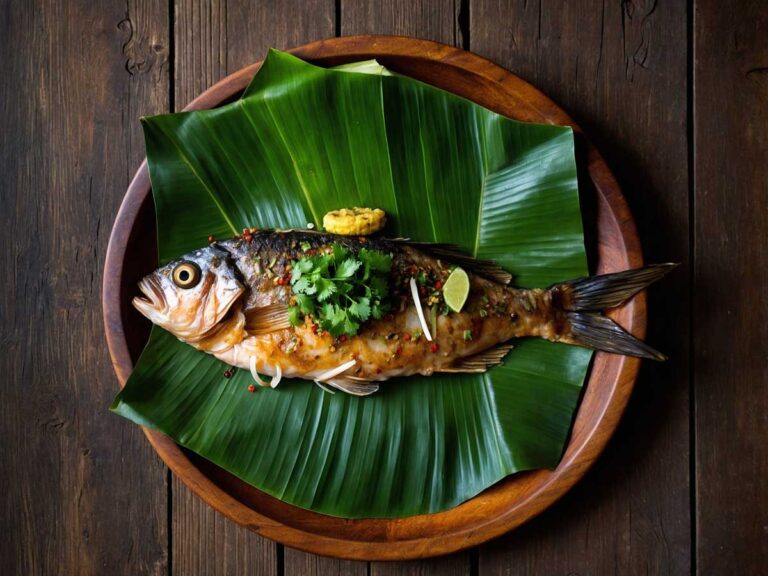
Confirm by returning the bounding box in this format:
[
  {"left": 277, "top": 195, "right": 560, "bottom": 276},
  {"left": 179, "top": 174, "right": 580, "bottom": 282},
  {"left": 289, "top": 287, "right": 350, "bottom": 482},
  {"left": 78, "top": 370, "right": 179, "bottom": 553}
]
[
  {"left": 244, "top": 303, "right": 291, "bottom": 335},
  {"left": 439, "top": 343, "right": 515, "bottom": 374},
  {"left": 323, "top": 377, "right": 380, "bottom": 396},
  {"left": 394, "top": 240, "right": 513, "bottom": 285}
]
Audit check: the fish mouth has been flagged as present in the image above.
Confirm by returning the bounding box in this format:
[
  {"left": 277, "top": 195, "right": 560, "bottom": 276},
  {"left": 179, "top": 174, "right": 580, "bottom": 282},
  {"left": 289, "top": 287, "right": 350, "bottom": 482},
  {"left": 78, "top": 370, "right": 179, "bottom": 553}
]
[{"left": 132, "top": 276, "right": 166, "bottom": 318}]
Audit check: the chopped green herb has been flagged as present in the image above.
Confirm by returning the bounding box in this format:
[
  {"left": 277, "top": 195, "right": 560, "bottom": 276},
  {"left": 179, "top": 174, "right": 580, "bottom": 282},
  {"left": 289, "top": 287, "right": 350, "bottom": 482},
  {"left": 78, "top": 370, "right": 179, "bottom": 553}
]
[
  {"left": 430, "top": 305, "right": 438, "bottom": 338},
  {"left": 300, "top": 241, "right": 311, "bottom": 251},
  {"left": 288, "top": 243, "right": 392, "bottom": 337},
  {"left": 463, "top": 330, "right": 473, "bottom": 341}
]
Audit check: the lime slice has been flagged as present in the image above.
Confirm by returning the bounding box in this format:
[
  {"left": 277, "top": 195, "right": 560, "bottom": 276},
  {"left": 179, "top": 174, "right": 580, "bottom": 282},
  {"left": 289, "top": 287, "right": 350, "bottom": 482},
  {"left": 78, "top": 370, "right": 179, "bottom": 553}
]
[{"left": 442, "top": 267, "right": 470, "bottom": 312}]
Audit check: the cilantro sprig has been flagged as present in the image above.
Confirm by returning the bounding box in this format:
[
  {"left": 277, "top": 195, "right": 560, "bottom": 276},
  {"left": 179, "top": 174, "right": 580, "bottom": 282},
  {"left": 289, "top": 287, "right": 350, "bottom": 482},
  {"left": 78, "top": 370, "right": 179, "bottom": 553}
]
[{"left": 288, "top": 244, "right": 393, "bottom": 337}]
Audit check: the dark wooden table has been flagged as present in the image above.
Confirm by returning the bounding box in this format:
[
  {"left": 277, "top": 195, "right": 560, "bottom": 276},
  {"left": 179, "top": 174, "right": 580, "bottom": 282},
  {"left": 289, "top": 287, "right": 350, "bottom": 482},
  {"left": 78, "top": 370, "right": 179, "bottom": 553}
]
[{"left": 2, "top": 1, "right": 765, "bottom": 574}]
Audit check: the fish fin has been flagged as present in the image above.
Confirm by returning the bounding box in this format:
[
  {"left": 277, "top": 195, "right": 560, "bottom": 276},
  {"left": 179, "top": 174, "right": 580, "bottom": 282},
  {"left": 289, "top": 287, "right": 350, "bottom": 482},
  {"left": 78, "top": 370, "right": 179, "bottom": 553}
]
[
  {"left": 558, "top": 263, "right": 678, "bottom": 311},
  {"left": 394, "top": 240, "right": 513, "bottom": 285},
  {"left": 567, "top": 312, "right": 667, "bottom": 361},
  {"left": 322, "top": 377, "right": 380, "bottom": 397},
  {"left": 244, "top": 304, "right": 291, "bottom": 335},
  {"left": 551, "top": 264, "right": 678, "bottom": 361},
  {"left": 439, "top": 343, "right": 515, "bottom": 373}
]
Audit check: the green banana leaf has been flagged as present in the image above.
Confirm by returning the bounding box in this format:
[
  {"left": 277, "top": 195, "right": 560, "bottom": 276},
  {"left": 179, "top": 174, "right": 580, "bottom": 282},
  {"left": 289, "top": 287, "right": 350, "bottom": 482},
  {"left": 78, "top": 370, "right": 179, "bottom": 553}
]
[{"left": 111, "top": 50, "right": 593, "bottom": 518}]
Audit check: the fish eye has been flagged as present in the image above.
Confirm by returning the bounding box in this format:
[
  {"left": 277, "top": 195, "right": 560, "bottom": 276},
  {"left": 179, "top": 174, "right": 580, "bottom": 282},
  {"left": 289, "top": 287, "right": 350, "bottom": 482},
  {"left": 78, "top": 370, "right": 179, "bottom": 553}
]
[{"left": 172, "top": 261, "right": 201, "bottom": 288}]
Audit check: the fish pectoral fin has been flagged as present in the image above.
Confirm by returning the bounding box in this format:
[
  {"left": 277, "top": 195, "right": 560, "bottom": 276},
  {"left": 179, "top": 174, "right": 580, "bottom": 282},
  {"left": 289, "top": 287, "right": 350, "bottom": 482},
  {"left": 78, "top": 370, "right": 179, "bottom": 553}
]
[
  {"left": 244, "top": 304, "right": 291, "bottom": 335},
  {"left": 439, "top": 343, "right": 515, "bottom": 373},
  {"left": 321, "top": 377, "right": 380, "bottom": 397}
]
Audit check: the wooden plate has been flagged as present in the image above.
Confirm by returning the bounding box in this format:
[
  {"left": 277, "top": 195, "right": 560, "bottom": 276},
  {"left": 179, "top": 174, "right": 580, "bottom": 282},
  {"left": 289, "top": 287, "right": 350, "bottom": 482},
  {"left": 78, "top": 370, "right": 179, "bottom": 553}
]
[{"left": 103, "top": 36, "right": 644, "bottom": 560}]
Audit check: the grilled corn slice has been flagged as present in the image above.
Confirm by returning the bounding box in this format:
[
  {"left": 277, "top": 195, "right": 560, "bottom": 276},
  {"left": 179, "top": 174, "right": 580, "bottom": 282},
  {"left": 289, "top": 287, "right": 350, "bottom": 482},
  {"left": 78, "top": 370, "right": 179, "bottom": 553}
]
[{"left": 322, "top": 207, "right": 386, "bottom": 236}]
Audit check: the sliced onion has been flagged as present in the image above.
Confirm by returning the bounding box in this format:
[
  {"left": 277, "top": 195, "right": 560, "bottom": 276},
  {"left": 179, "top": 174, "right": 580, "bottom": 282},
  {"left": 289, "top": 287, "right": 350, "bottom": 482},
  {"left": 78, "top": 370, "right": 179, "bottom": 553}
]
[
  {"left": 270, "top": 364, "right": 282, "bottom": 388},
  {"left": 313, "top": 380, "right": 336, "bottom": 394},
  {"left": 249, "top": 356, "right": 268, "bottom": 387},
  {"left": 409, "top": 277, "right": 433, "bottom": 341},
  {"left": 315, "top": 359, "right": 357, "bottom": 382}
]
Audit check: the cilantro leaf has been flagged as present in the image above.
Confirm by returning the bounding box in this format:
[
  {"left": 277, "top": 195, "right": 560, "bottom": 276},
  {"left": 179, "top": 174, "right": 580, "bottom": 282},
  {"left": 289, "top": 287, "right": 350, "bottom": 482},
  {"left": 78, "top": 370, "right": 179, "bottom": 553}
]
[
  {"left": 343, "top": 315, "right": 360, "bottom": 335},
  {"left": 335, "top": 258, "right": 361, "bottom": 279},
  {"left": 348, "top": 297, "right": 371, "bottom": 321},
  {"left": 316, "top": 277, "right": 337, "bottom": 301},
  {"left": 359, "top": 248, "right": 392, "bottom": 273},
  {"left": 293, "top": 276, "right": 311, "bottom": 294},
  {"left": 287, "top": 306, "right": 303, "bottom": 326},
  {"left": 295, "top": 293, "right": 315, "bottom": 315},
  {"left": 288, "top": 243, "right": 392, "bottom": 337},
  {"left": 332, "top": 244, "right": 349, "bottom": 263}
]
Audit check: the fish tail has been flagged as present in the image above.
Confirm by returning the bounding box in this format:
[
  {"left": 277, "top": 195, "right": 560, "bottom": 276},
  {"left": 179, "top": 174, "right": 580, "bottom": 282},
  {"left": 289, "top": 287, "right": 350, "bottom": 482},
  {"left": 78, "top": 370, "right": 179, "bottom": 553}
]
[{"left": 552, "top": 263, "right": 678, "bottom": 361}]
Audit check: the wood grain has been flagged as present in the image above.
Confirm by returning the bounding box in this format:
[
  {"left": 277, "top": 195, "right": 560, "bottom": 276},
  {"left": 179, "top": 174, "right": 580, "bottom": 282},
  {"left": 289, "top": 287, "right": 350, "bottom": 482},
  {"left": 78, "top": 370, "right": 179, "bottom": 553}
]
[
  {"left": 341, "top": 0, "right": 460, "bottom": 43},
  {"left": 0, "top": 0, "right": 169, "bottom": 574},
  {"left": 172, "top": 474, "right": 277, "bottom": 575},
  {"left": 472, "top": 1, "right": 691, "bottom": 574},
  {"left": 103, "top": 35, "right": 646, "bottom": 561},
  {"left": 171, "top": 1, "right": 335, "bottom": 574},
  {"left": 694, "top": 1, "right": 768, "bottom": 574},
  {"left": 284, "top": 546, "right": 367, "bottom": 576}
]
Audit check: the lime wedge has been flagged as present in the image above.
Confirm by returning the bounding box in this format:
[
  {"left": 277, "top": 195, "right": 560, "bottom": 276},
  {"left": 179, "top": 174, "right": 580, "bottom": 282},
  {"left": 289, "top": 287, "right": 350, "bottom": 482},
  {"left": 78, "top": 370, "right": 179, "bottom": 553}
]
[{"left": 442, "top": 267, "right": 470, "bottom": 312}]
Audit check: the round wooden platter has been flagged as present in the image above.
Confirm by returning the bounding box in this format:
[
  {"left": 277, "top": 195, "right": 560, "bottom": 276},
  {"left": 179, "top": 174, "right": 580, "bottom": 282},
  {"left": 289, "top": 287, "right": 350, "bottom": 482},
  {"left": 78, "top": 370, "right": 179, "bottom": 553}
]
[{"left": 103, "top": 36, "right": 644, "bottom": 561}]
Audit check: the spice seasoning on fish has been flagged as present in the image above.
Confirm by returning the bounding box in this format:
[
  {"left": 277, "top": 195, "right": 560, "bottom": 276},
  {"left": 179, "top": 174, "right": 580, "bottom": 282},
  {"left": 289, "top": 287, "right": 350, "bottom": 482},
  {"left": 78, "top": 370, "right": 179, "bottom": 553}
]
[{"left": 133, "top": 228, "right": 675, "bottom": 396}]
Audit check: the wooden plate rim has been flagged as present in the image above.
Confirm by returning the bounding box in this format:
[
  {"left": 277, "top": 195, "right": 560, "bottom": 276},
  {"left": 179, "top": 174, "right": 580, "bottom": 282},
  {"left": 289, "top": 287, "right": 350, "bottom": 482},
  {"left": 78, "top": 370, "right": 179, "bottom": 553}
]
[{"left": 102, "top": 35, "right": 644, "bottom": 560}]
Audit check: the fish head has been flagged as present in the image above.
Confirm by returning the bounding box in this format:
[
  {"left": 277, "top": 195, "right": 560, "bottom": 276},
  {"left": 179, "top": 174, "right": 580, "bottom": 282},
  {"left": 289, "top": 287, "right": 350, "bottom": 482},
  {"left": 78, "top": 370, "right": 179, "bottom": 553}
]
[{"left": 133, "top": 244, "right": 244, "bottom": 342}]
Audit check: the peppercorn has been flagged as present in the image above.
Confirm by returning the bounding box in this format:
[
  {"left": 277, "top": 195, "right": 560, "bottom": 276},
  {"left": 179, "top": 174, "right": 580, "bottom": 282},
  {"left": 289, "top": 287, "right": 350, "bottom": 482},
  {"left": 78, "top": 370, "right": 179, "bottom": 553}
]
[{"left": 247, "top": 384, "right": 256, "bottom": 393}]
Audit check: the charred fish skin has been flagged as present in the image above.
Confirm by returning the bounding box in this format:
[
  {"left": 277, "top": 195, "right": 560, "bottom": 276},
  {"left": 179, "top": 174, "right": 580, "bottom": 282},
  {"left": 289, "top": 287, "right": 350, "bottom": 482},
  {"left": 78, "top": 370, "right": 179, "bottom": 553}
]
[
  {"left": 209, "top": 231, "right": 568, "bottom": 381},
  {"left": 133, "top": 228, "right": 675, "bottom": 395}
]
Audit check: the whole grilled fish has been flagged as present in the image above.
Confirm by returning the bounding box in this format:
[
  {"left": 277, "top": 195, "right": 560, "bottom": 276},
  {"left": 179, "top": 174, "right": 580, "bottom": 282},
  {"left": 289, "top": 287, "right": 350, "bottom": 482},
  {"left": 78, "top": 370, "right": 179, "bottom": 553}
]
[{"left": 133, "top": 229, "right": 674, "bottom": 395}]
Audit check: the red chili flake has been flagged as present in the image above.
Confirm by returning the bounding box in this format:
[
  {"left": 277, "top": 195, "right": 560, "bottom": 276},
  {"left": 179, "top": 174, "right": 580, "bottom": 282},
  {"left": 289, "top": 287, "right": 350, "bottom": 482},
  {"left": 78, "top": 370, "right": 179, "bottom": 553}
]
[
  {"left": 430, "top": 343, "right": 439, "bottom": 353},
  {"left": 277, "top": 277, "right": 285, "bottom": 286},
  {"left": 409, "top": 265, "right": 417, "bottom": 274},
  {"left": 434, "top": 281, "right": 443, "bottom": 290},
  {"left": 340, "top": 335, "right": 347, "bottom": 343},
  {"left": 243, "top": 228, "right": 250, "bottom": 235},
  {"left": 376, "top": 368, "right": 382, "bottom": 374},
  {"left": 395, "top": 346, "right": 403, "bottom": 356},
  {"left": 403, "top": 333, "right": 411, "bottom": 341},
  {"left": 247, "top": 384, "right": 256, "bottom": 393},
  {"left": 208, "top": 235, "right": 214, "bottom": 243},
  {"left": 311, "top": 324, "right": 318, "bottom": 334}
]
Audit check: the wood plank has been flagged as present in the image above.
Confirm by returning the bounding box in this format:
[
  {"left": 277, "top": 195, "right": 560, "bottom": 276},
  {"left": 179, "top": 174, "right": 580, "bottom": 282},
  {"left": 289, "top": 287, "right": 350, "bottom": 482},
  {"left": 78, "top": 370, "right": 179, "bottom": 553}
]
[
  {"left": 341, "top": 0, "right": 460, "bottom": 42},
  {"left": 370, "top": 554, "right": 470, "bottom": 576},
  {"left": 694, "top": 1, "right": 768, "bottom": 574},
  {"left": 0, "top": 0, "right": 169, "bottom": 574},
  {"left": 471, "top": 1, "right": 691, "bottom": 573},
  {"left": 284, "top": 546, "right": 367, "bottom": 576},
  {"left": 341, "top": 1, "right": 469, "bottom": 573},
  {"left": 171, "top": 1, "right": 334, "bottom": 574},
  {"left": 172, "top": 476, "right": 276, "bottom": 575}
]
